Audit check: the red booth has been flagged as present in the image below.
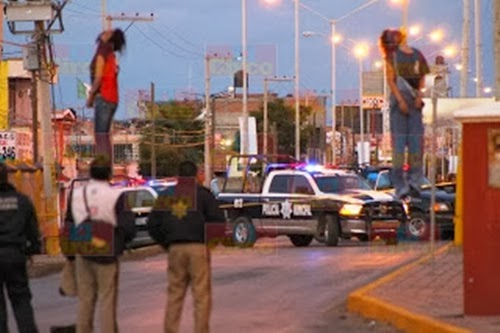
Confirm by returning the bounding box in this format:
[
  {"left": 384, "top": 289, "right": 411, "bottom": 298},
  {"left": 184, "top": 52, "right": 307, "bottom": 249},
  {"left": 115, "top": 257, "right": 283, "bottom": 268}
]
[{"left": 455, "top": 101, "right": 500, "bottom": 315}]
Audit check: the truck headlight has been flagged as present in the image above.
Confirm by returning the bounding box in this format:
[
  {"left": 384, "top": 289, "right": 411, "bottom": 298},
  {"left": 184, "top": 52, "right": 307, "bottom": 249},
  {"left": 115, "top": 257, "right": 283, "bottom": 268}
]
[
  {"left": 433, "top": 202, "right": 450, "bottom": 212},
  {"left": 339, "top": 204, "right": 363, "bottom": 216}
]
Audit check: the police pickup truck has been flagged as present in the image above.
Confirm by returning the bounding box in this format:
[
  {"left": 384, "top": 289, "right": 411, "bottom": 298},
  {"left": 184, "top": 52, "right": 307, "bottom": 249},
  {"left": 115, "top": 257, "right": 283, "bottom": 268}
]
[{"left": 216, "top": 155, "right": 406, "bottom": 247}]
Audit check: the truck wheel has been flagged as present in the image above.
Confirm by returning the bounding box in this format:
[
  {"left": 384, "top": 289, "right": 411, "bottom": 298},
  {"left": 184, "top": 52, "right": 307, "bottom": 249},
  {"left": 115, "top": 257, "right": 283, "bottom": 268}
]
[
  {"left": 289, "top": 235, "right": 313, "bottom": 247},
  {"left": 324, "top": 215, "right": 339, "bottom": 247},
  {"left": 232, "top": 216, "right": 257, "bottom": 248},
  {"left": 405, "top": 212, "right": 430, "bottom": 241},
  {"left": 385, "top": 237, "right": 398, "bottom": 245}
]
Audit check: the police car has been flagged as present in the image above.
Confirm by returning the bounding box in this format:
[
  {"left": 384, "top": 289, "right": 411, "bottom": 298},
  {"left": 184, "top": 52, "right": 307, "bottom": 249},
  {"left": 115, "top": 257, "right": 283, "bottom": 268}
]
[{"left": 217, "top": 155, "right": 406, "bottom": 247}]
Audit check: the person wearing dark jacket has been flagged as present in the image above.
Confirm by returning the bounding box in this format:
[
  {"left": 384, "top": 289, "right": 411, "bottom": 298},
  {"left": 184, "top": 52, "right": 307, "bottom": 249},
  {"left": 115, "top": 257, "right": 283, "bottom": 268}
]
[
  {"left": 147, "top": 161, "right": 225, "bottom": 333},
  {"left": 65, "top": 155, "right": 135, "bottom": 333},
  {"left": 0, "top": 162, "right": 41, "bottom": 333}
]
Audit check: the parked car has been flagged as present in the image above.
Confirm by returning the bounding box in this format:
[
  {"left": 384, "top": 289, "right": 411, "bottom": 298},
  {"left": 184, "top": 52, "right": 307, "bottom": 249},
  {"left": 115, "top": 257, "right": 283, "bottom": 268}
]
[
  {"left": 358, "top": 166, "right": 455, "bottom": 240},
  {"left": 116, "top": 186, "right": 158, "bottom": 247}
]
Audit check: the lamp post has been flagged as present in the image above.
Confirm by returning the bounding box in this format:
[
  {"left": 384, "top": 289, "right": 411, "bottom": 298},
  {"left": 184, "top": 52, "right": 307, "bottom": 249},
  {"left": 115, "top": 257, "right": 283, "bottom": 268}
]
[
  {"left": 294, "top": 0, "right": 300, "bottom": 160},
  {"left": 241, "top": 0, "right": 249, "bottom": 155},
  {"left": 354, "top": 44, "right": 369, "bottom": 165},
  {"left": 329, "top": 20, "right": 336, "bottom": 165}
]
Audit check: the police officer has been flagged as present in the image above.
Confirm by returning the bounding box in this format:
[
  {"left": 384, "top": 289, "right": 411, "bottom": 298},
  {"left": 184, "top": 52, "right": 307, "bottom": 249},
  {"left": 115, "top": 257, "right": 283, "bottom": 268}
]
[
  {"left": 147, "top": 161, "right": 226, "bottom": 333},
  {"left": 0, "top": 162, "right": 41, "bottom": 333}
]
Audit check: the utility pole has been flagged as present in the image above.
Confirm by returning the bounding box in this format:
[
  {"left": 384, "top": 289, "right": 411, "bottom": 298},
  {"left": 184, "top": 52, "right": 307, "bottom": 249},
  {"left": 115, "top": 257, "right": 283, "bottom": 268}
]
[
  {"left": 105, "top": 13, "right": 154, "bottom": 30},
  {"left": 204, "top": 55, "right": 212, "bottom": 187},
  {"left": 5, "top": 0, "right": 67, "bottom": 195},
  {"left": 495, "top": 0, "right": 500, "bottom": 101},
  {"left": 263, "top": 76, "right": 294, "bottom": 156},
  {"left": 241, "top": 0, "right": 249, "bottom": 156},
  {"left": 461, "top": 0, "right": 471, "bottom": 97},
  {"left": 150, "top": 82, "right": 156, "bottom": 178},
  {"left": 474, "top": 0, "right": 483, "bottom": 97}
]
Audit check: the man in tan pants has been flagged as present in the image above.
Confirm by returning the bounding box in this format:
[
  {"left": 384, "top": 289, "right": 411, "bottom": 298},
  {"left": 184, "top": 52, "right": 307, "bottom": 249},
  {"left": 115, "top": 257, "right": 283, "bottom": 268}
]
[
  {"left": 166, "top": 244, "right": 211, "bottom": 333},
  {"left": 148, "top": 161, "right": 225, "bottom": 333},
  {"left": 64, "top": 156, "right": 135, "bottom": 333}
]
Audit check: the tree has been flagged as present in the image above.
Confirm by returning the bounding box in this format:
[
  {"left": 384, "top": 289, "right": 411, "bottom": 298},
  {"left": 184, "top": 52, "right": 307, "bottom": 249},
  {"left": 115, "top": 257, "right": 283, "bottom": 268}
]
[
  {"left": 250, "top": 98, "right": 314, "bottom": 157},
  {"left": 139, "top": 100, "right": 204, "bottom": 177}
]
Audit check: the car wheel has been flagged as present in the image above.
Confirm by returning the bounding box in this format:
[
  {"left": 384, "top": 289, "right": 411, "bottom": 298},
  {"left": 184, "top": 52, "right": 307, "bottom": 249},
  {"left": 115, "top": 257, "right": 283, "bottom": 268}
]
[
  {"left": 232, "top": 216, "right": 257, "bottom": 248},
  {"left": 358, "top": 234, "right": 370, "bottom": 242},
  {"left": 324, "top": 214, "right": 340, "bottom": 247},
  {"left": 289, "top": 235, "right": 313, "bottom": 247},
  {"left": 405, "top": 212, "right": 430, "bottom": 241}
]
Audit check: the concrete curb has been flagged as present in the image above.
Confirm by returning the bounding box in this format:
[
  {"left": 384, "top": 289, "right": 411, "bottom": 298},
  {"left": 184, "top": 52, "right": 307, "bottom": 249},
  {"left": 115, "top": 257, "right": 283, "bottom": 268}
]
[{"left": 347, "top": 243, "right": 472, "bottom": 333}]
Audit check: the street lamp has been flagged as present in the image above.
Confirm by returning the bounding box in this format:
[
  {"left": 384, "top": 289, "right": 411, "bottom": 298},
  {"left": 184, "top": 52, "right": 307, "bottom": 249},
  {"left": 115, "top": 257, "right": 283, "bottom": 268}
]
[
  {"left": 302, "top": 22, "right": 339, "bottom": 165},
  {"left": 389, "top": 0, "right": 409, "bottom": 31},
  {"left": 241, "top": 0, "right": 249, "bottom": 156},
  {"left": 354, "top": 43, "right": 369, "bottom": 165},
  {"left": 294, "top": 0, "right": 300, "bottom": 160}
]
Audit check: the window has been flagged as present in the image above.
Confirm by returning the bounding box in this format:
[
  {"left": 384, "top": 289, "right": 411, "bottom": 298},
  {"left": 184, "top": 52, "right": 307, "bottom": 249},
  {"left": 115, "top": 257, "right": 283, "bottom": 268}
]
[
  {"left": 268, "top": 175, "right": 313, "bottom": 194},
  {"left": 268, "top": 175, "right": 289, "bottom": 193},
  {"left": 123, "top": 190, "right": 155, "bottom": 208},
  {"left": 290, "top": 175, "right": 313, "bottom": 194}
]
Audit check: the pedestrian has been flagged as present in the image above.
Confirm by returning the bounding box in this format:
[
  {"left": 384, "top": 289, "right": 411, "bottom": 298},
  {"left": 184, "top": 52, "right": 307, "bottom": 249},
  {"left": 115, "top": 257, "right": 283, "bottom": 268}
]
[
  {"left": 0, "top": 162, "right": 41, "bottom": 333},
  {"left": 147, "top": 161, "right": 226, "bottom": 333},
  {"left": 86, "top": 28, "right": 126, "bottom": 162},
  {"left": 66, "top": 155, "right": 135, "bottom": 333},
  {"left": 379, "top": 28, "right": 430, "bottom": 200}
]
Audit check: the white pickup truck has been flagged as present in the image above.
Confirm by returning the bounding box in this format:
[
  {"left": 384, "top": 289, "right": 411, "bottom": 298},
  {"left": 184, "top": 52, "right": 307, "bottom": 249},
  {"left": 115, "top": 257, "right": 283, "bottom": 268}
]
[{"left": 216, "top": 156, "right": 406, "bottom": 247}]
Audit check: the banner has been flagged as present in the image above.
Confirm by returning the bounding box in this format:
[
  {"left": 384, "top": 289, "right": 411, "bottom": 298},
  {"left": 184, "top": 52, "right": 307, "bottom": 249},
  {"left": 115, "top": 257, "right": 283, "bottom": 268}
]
[
  {"left": 0, "top": 62, "right": 8, "bottom": 130},
  {"left": 0, "top": 132, "right": 16, "bottom": 161}
]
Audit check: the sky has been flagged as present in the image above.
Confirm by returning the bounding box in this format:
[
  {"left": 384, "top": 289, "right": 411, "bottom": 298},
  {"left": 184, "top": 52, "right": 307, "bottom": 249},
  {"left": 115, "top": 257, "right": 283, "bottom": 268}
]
[{"left": 2, "top": 0, "right": 496, "bottom": 120}]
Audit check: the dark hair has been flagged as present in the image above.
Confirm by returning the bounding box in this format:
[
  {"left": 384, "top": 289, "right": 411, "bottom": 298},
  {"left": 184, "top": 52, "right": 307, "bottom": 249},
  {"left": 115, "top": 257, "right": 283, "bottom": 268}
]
[
  {"left": 110, "top": 29, "right": 126, "bottom": 52},
  {"left": 379, "top": 29, "right": 403, "bottom": 58},
  {"left": 0, "top": 163, "right": 8, "bottom": 184},
  {"left": 90, "top": 155, "right": 112, "bottom": 180},
  {"left": 96, "top": 29, "right": 126, "bottom": 53},
  {"left": 178, "top": 161, "right": 197, "bottom": 177}
]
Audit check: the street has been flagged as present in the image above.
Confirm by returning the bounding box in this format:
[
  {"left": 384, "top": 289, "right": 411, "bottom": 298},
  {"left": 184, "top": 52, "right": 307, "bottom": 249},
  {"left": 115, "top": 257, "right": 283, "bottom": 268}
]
[{"left": 16, "top": 238, "right": 434, "bottom": 332}]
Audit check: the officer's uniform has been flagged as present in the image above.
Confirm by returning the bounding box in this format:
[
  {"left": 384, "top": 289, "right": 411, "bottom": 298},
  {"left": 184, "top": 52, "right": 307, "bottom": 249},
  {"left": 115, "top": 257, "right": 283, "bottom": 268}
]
[
  {"left": 0, "top": 182, "right": 41, "bottom": 333},
  {"left": 148, "top": 178, "right": 225, "bottom": 333}
]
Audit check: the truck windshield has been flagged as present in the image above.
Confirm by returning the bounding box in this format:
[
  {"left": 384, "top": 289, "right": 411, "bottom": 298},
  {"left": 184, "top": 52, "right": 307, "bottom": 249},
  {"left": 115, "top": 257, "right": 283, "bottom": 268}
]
[{"left": 314, "top": 175, "right": 372, "bottom": 193}]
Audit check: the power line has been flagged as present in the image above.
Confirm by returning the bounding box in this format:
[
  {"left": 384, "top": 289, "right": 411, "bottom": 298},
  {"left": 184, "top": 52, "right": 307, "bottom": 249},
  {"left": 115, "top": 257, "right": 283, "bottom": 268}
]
[
  {"left": 132, "top": 25, "right": 197, "bottom": 60},
  {"left": 158, "top": 22, "right": 203, "bottom": 53},
  {"left": 148, "top": 24, "right": 203, "bottom": 57}
]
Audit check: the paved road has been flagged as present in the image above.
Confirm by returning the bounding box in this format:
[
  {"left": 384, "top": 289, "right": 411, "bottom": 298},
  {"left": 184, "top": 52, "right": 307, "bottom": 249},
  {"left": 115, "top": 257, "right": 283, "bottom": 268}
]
[{"left": 12, "top": 238, "right": 433, "bottom": 332}]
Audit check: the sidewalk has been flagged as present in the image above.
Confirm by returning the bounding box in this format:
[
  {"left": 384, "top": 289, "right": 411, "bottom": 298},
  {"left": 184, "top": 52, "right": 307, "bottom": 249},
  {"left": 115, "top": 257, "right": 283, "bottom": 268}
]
[
  {"left": 28, "top": 245, "right": 166, "bottom": 278},
  {"left": 348, "top": 242, "right": 500, "bottom": 333}
]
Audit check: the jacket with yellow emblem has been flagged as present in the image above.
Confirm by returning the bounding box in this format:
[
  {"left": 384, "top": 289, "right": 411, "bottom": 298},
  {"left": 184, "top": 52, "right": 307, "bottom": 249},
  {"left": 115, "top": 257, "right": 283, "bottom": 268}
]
[{"left": 147, "top": 182, "right": 225, "bottom": 248}]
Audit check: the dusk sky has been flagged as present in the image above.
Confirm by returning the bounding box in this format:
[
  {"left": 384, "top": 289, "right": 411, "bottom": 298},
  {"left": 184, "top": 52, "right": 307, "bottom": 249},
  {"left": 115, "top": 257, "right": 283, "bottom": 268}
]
[{"left": 3, "top": 0, "right": 496, "bottom": 120}]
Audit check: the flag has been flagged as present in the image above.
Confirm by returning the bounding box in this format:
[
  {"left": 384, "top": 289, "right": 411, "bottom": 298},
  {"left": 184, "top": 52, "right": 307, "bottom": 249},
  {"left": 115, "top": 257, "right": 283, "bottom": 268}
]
[{"left": 77, "top": 79, "right": 91, "bottom": 100}]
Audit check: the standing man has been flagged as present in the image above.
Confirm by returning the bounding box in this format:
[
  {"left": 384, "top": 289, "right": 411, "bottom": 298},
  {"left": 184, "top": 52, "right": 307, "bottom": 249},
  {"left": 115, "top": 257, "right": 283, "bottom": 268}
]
[
  {"left": 379, "top": 28, "right": 430, "bottom": 200},
  {"left": 0, "top": 162, "right": 41, "bottom": 333},
  {"left": 86, "top": 29, "right": 126, "bottom": 162},
  {"left": 147, "top": 161, "right": 226, "bottom": 333},
  {"left": 66, "top": 155, "right": 135, "bottom": 333}
]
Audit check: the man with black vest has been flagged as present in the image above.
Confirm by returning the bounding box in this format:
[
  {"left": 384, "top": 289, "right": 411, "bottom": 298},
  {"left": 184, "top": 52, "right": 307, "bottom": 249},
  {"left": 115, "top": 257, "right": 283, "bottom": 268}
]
[
  {"left": 0, "top": 162, "right": 41, "bottom": 333},
  {"left": 148, "top": 160, "right": 226, "bottom": 333}
]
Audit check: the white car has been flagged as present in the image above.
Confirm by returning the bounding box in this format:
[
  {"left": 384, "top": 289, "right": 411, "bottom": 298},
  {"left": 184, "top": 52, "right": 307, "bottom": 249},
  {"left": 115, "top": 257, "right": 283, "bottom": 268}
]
[{"left": 116, "top": 186, "right": 158, "bottom": 247}]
